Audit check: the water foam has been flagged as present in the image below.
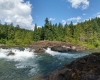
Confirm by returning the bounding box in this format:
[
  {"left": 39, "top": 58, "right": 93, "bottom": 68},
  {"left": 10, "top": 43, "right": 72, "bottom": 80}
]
[
  {"left": 0, "top": 48, "right": 35, "bottom": 61},
  {"left": 0, "top": 47, "right": 89, "bottom": 77},
  {"left": 45, "top": 48, "right": 89, "bottom": 59},
  {"left": 45, "top": 48, "right": 60, "bottom": 56},
  {"left": 0, "top": 48, "right": 39, "bottom": 76}
]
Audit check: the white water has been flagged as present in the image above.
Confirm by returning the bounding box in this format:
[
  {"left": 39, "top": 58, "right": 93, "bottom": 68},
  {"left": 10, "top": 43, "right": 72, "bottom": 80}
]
[
  {"left": 45, "top": 48, "right": 88, "bottom": 59},
  {"left": 0, "top": 47, "right": 90, "bottom": 79},
  {"left": 0, "top": 48, "right": 35, "bottom": 61},
  {"left": 0, "top": 48, "right": 40, "bottom": 77},
  {"left": 0, "top": 48, "right": 89, "bottom": 61}
]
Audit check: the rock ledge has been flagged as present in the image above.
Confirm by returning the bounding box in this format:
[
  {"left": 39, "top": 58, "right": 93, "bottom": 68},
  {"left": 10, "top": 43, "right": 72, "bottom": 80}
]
[{"left": 43, "top": 53, "right": 100, "bottom": 80}]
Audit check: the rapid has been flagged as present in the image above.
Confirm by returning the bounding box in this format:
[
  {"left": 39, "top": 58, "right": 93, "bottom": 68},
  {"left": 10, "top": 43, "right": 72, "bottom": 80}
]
[{"left": 0, "top": 47, "right": 90, "bottom": 80}]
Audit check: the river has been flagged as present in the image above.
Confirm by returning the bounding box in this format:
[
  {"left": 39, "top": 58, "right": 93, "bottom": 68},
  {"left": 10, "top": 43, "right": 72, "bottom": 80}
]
[{"left": 0, "top": 47, "right": 90, "bottom": 80}]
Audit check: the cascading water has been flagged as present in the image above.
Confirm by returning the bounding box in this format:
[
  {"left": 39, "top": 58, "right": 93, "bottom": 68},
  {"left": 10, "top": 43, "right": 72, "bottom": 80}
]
[
  {"left": 0, "top": 48, "right": 34, "bottom": 61},
  {"left": 0, "top": 47, "right": 90, "bottom": 80}
]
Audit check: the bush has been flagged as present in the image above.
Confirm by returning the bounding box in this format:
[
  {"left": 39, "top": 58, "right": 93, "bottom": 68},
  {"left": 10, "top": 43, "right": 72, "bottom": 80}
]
[
  {"left": 0, "top": 39, "right": 6, "bottom": 44},
  {"left": 94, "top": 42, "right": 99, "bottom": 47}
]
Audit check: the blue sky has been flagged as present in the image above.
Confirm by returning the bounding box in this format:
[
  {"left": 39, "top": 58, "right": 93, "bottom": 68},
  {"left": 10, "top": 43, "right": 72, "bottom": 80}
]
[
  {"left": 0, "top": 0, "right": 100, "bottom": 29},
  {"left": 29, "top": 0, "right": 100, "bottom": 26}
]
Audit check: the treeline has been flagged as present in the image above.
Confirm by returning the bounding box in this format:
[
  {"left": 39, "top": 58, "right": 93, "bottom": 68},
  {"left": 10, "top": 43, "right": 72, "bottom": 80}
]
[
  {"left": 0, "top": 23, "right": 33, "bottom": 45},
  {"left": 0, "top": 17, "right": 100, "bottom": 48},
  {"left": 33, "top": 17, "right": 100, "bottom": 48}
]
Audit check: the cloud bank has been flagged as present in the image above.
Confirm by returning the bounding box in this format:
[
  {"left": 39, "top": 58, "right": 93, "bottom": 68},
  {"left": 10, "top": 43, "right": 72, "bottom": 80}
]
[
  {"left": 96, "top": 12, "right": 100, "bottom": 18},
  {"left": 49, "top": 18, "right": 55, "bottom": 21},
  {"left": 62, "top": 20, "right": 67, "bottom": 25},
  {"left": 0, "top": 0, "right": 34, "bottom": 30},
  {"left": 68, "top": 16, "right": 81, "bottom": 21},
  {"left": 67, "top": 0, "right": 89, "bottom": 10}
]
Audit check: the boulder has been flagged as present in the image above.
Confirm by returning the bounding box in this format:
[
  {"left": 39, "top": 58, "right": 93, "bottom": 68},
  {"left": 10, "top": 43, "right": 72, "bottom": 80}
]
[
  {"left": 51, "top": 46, "right": 76, "bottom": 52},
  {"left": 34, "top": 48, "right": 45, "bottom": 53},
  {"left": 43, "top": 53, "right": 100, "bottom": 80},
  {"left": 51, "top": 46, "right": 68, "bottom": 52},
  {"left": 7, "top": 51, "right": 15, "bottom": 56}
]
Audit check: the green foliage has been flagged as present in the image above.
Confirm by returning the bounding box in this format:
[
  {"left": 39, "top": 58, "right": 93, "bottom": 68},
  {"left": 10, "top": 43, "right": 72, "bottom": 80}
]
[
  {"left": 1, "top": 17, "right": 100, "bottom": 48},
  {"left": 33, "top": 24, "right": 41, "bottom": 41},
  {"left": 0, "top": 39, "right": 6, "bottom": 44},
  {"left": 0, "top": 23, "right": 33, "bottom": 46}
]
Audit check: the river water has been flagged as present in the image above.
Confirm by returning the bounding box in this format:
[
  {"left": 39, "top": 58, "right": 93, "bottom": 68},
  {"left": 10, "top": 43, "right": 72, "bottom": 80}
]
[{"left": 0, "top": 47, "right": 90, "bottom": 80}]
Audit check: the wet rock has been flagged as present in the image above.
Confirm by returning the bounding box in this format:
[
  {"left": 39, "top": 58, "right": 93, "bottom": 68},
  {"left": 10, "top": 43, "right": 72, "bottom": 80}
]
[
  {"left": 43, "top": 53, "right": 100, "bottom": 80},
  {"left": 51, "top": 46, "right": 69, "bottom": 52},
  {"left": 51, "top": 46, "right": 76, "bottom": 52},
  {"left": 34, "top": 48, "right": 45, "bottom": 53},
  {"left": 7, "top": 51, "right": 15, "bottom": 56}
]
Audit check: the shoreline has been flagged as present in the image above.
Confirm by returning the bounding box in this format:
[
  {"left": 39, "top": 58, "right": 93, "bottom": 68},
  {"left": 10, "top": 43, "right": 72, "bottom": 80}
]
[
  {"left": 0, "top": 41, "right": 100, "bottom": 53},
  {"left": 30, "top": 40, "right": 87, "bottom": 52}
]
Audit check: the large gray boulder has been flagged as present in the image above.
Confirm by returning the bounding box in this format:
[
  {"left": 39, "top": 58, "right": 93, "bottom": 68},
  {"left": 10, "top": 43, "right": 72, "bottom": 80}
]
[
  {"left": 43, "top": 53, "right": 100, "bottom": 80},
  {"left": 51, "top": 46, "right": 75, "bottom": 52}
]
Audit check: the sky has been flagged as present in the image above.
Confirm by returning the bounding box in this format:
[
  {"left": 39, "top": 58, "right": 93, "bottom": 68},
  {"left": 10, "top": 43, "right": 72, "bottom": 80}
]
[{"left": 0, "top": 0, "right": 100, "bottom": 30}]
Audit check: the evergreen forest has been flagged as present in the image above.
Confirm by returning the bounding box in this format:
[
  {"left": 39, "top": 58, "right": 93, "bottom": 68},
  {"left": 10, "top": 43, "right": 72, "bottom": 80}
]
[{"left": 0, "top": 17, "right": 100, "bottom": 48}]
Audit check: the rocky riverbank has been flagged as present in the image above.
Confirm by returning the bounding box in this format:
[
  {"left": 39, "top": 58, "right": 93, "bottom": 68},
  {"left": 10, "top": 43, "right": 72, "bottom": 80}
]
[
  {"left": 43, "top": 52, "right": 100, "bottom": 80},
  {"left": 30, "top": 41, "right": 87, "bottom": 53}
]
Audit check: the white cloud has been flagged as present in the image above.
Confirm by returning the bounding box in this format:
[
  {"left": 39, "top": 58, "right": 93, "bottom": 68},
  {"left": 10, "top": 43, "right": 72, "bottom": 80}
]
[
  {"left": 0, "top": 0, "right": 34, "bottom": 30},
  {"left": 83, "top": 17, "right": 92, "bottom": 22},
  {"left": 68, "top": 16, "right": 81, "bottom": 21},
  {"left": 67, "top": 16, "right": 81, "bottom": 25},
  {"left": 67, "top": 0, "right": 89, "bottom": 10},
  {"left": 62, "top": 20, "right": 67, "bottom": 25},
  {"left": 49, "top": 18, "right": 55, "bottom": 21},
  {"left": 96, "top": 12, "right": 100, "bottom": 18}
]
